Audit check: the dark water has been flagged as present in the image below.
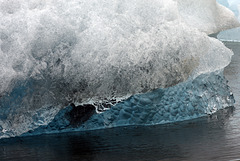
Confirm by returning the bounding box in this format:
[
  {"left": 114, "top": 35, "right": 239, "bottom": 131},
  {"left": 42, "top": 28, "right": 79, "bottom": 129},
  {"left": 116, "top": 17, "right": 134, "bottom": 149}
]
[{"left": 1, "top": 42, "right": 240, "bottom": 161}]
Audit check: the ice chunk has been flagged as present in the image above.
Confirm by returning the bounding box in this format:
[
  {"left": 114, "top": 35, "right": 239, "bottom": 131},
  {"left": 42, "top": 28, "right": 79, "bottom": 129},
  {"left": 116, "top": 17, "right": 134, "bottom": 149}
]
[
  {"left": 179, "top": 0, "right": 239, "bottom": 34},
  {"left": 0, "top": 0, "right": 237, "bottom": 100},
  {"left": 217, "top": 0, "right": 240, "bottom": 41},
  {"left": 217, "top": 0, "right": 240, "bottom": 16},
  {"left": 0, "top": 0, "right": 238, "bottom": 138}
]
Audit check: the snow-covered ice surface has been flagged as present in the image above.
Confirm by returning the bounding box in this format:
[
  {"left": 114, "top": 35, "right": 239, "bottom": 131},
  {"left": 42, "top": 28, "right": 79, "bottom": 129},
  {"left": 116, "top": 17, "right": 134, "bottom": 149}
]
[
  {"left": 0, "top": 0, "right": 239, "bottom": 138},
  {"left": 217, "top": 0, "right": 240, "bottom": 41}
]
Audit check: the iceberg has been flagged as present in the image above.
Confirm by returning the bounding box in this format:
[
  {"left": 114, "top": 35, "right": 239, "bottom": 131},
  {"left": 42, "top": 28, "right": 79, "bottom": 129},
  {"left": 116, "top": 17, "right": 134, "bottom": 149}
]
[
  {"left": 217, "top": 0, "right": 240, "bottom": 41},
  {"left": 0, "top": 0, "right": 238, "bottom": 138}
]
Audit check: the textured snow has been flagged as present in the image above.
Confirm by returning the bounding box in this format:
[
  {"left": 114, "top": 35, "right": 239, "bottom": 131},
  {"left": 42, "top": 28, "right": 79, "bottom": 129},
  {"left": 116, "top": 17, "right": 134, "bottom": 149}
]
[
  {"left": 0, "top": 0, "right": 238, "bottom": 138},
  {"left": 217, "top": 0, "right": 240, "bottom": 41}
]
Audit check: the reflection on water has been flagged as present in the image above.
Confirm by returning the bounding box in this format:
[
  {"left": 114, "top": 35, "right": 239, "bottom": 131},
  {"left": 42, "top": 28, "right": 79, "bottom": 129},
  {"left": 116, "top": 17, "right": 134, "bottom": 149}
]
[
  {"left": 0, "top": 107, "right": 236, "bottom": 161},
  {"left": 0, "top": 42, "right": 240, "bottom": 161}
]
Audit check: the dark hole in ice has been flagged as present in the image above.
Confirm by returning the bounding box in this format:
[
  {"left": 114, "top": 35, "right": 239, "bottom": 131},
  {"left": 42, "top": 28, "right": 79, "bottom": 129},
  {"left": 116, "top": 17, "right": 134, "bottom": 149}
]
[{"left": 66, "top": 103, "right": 96, "bottom": 127}]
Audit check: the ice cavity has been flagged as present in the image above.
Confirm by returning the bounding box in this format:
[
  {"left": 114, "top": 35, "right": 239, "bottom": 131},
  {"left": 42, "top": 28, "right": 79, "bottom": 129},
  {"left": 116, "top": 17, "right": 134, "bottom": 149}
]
[
  {"left": 217, "top": 0, "right": 240, "bottom": 41},
  {"left": 0, "top": 0, "right": 238, "bottom": 138}
]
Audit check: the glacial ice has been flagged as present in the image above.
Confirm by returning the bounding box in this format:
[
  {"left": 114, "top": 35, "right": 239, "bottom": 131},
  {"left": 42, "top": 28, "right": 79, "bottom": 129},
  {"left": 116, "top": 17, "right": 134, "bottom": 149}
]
[
  {"left": 0, "top": 0, "right": 238, "bottom": 138},
  {"left": 217, "top": 0, "right": 240, "bottom": 41}
]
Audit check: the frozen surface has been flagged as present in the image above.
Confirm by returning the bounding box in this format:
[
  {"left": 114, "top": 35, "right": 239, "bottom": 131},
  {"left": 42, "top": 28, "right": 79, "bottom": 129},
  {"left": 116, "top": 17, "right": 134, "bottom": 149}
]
[
  {"left": 217, "top": 0, "right": 240, "bottom": 41},
  {"left": 0, "top": 0, "right": 238, "bottom": 138}
]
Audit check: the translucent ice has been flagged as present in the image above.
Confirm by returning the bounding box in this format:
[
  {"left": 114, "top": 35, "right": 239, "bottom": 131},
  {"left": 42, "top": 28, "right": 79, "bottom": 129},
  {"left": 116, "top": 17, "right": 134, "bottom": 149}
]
[{"left": 0, "top": 0, "right": 238, "bottom": 138}]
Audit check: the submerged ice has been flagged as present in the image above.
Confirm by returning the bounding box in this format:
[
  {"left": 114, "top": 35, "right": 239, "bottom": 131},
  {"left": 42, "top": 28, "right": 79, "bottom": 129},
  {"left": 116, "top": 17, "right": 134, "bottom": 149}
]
[{"left": 0, "top": 0, "right": 239, "bottom": 138}]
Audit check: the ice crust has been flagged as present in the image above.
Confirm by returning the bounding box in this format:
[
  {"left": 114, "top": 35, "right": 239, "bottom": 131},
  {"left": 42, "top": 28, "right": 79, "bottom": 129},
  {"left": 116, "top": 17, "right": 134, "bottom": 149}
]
[
  {"left": 0, "top": 0, "right": 238, "bottom": 138},
  {"left": 217, "top": 0, "right": 240, "bottom": 41}
]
